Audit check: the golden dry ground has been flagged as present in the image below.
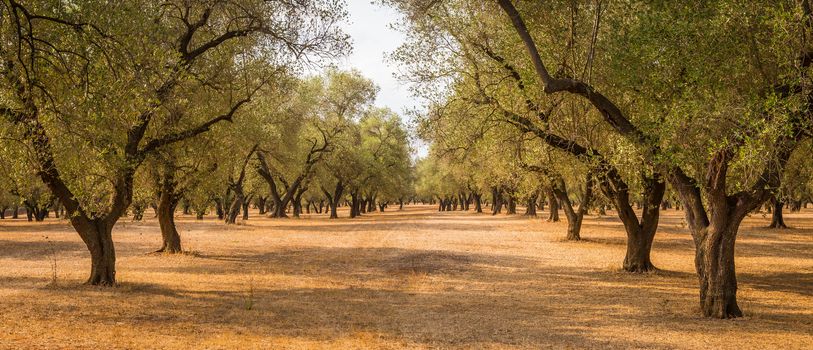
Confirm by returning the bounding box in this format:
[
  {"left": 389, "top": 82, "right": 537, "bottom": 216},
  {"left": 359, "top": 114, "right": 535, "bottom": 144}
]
[{"left": 0, "top": 205, "right": 811, "bottom": 349}]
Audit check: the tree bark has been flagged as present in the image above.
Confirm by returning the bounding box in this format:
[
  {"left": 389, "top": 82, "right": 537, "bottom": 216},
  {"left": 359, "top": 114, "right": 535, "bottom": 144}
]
[
  {"left": 554, "top": 173, "right": 593, "bottom": 241},
  {"left": 157, "top": 201, "right": 181, "bottom": 253},
  {"left": 267, "top": 178, "right": 288, "bottom": 218},
  {"left": 694, "top": 222, "right": 743, "bottom": 318},
  {"left": 350, "top": 191, "right": 361, "bottom": 218},
  {"left": 768, "top": 196, "right": 788, "bottom": 228},
  {"left": 242, "top": 196, "right": 251, "bottom": 221},
  {"left": 491, "top": 187, "right": 503, "bottom": 215},
  {"left": 323, "top": 181, "right": 343, "bottom": 219},
  {"left": 225, "top": 145, "right": 257, "bottom": 224},
  {"left": 367, "top": 195, "right": 376, "bottom": 213},
  {"left": 74, "top": 218, "right": 117, "bottom": 286},
  {"left": 506, "top": 194, "right": 517, "bottom": 214},
  {"left": 215, "top": 198, "right": 225, "bottom": 220},
  {"left": 668, "top": 156, "right": 772, "bottom": 318},
  {"left": 225, "top": 195, "right": 242, "bottom": 224},
  {"left": 292, "top": 187, "right": 307, "bottom": 218},
  {"left": 613, "top": 176, "right": 663, "bottom": 273},
  {"left": 359, "top": 199, "right": 366, "bottom": 213},
  {"left": 546, "top": 188, "right": 560, "bottom": 222},
  {"left": 790, "top": 200, "right": 802, "bottom": 212},
  {"left": 156, "top": 170, "right": 182, "bottom": 253},
  {"left": 524, "top": 193, "right": 537, "bottom": 216},
  {"left": 257, "top": 196, "right": 267, "bottom": 215}
]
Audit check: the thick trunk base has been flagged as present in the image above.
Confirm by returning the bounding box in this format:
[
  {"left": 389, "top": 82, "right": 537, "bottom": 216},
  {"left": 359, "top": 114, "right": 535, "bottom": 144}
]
[
  {"left": 700, "top": 287, "right": 743, "bottom": 318},
  {"left": 623, "top": 257, "right": 656, "bottom": 273},
  {"left": 157, "top": 193, "right": 182, "bottom": 254},
  {"left": 623, "top": 233, "right": 656, "bottom": 273},
  {"left": 696, "top": 226, "right": 743, "bottom": 319},
  {"left": 86, "top": 258, "right": 116, "bottom": 286},
  {"left": 80, "top": 221, "right": 117, "bottom": 286}
]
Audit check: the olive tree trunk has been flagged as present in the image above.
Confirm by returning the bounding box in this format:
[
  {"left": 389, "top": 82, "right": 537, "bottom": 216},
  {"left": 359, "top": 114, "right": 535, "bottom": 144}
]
[
  {"left": 546, "top": 188, "right": 560, "bottom": 222},
  {"left": 156, "top": 178, "right": 182, "bottom": 253},
  {"left": 768, "top": 196, "right": 787, "bottom": 228},
  {"left": 322, "top": 181, "right": 343, "bottom": 219},
  {"left": 599, "top": 170, "right": 665, "bottom": 273},
  {"left": 524, "top": 193, "right": 538, "bottom": 216},
  {"left": 490, "top": 187, "right": 503, "bottom": 215},
  {"left": 553, "top": 173, "right": 593, "bottom": 241}
]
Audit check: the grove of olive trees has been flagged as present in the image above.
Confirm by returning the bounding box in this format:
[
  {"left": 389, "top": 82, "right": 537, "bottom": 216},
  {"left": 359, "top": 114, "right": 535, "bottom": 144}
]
[
  {"left": 388, "top": 0, "right": 813, "bottom": 320},
  {"left": 1, "top": 0, "right": 812, "bottom": 348}
]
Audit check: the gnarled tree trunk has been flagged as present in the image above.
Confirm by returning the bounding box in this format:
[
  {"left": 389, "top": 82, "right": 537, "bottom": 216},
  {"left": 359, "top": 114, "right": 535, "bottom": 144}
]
[
  {"left": 225, "top": 194, "right": 242, "bottom": 224},
  {"left": 506, "top": 194, "right": 517, "bottom": 214},
  {"left": 225, "top": 145, "right": 257, "bottom": 224},
  {"left": 599, "top": 170, "right": 664, "bottom": 273},
  {"left": 350, "top": 191, "right": 361, "bottom": 218},
  {"left": 292, "top": 187, "right": 307, "bottom": 218},
  {"left": 693, "top": 221, "right": 743, "bottom": 318},
  {"left": 668, "top": 152, "right": 779, "bottom": 318},
  {"left": 323, "top": 181, "right": 343, "bottom": 219},
  {"left": 156, "top": 173, "right": 182, "bottom": 253},
  {"left": 214, "top": 199, "right": 224, "bottom": 220},
  {"left": 242, "top": 195, "right": 252, "bottom": 221},
  {"left": 554, "top": 173, "right": 593, "bottom": 241},
  {"left": 768, "top": 196, "right": 787, "bottom": 228},
  {"left": 524, "top": 193, "right": 537, "bottom": 216},
  {"left": 491, "top": 187, "right": 503, "bottom": 215},
  {"left": 257, "top": 196, "right": 267, "bottom": 215},
  {"left": 367, "top": 195, "right": 376, "bottom": 212},
  {"left": 78, "top": 219, "right": 117, "bottom": 286},
  {"left": 546, "top": 188, "right": 559, "bottom": 222}
]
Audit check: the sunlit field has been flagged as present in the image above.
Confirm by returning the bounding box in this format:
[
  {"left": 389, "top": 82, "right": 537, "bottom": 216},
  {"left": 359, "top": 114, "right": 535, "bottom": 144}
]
[{"left": 1, "top": 205, "right": 811, "bottom": 349}]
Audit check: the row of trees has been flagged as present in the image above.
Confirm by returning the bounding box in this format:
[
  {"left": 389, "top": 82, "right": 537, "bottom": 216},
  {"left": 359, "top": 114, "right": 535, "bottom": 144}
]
[
  {"left": 144, "top": 68, "right": 414, "bottom": 254},
  {"left": 387, "top": 0, "right": 813, "bottom": 318},
  {"left": 0, "top": 1, "right": 413, "bottom": 286}
]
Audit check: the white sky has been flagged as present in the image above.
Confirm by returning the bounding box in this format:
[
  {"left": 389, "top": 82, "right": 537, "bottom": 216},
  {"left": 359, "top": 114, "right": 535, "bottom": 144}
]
[
  {"left": 338, "top": 0, "right": 410, "bottom": 113},
  {"left": 338, "top": 0, "right": 429, "bottom": 157}
]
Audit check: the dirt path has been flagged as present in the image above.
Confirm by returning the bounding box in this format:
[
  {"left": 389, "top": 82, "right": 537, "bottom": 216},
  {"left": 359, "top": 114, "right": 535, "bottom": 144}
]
[{"left": 0, "top": 205, "right": 811, "bottom": 349}]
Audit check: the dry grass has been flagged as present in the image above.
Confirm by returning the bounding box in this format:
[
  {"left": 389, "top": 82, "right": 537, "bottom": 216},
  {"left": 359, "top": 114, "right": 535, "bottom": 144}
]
[{"left": 0, "top": 205, "right": 811, "bottom": 349}]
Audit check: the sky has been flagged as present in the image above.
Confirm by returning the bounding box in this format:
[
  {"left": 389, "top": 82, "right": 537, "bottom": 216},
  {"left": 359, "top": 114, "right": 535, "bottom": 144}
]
[
  {"left": 339, "top": 0, "right": 410, "bottom": 113},
  {"left": 337, "top": 0, "right": 429, "bottom": 157}
]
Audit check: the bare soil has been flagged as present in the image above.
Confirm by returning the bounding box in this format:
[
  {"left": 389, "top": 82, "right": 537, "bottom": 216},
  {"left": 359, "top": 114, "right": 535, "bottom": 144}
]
[{"left": 0, "top": 205, "right": 811, "bottom": 349}]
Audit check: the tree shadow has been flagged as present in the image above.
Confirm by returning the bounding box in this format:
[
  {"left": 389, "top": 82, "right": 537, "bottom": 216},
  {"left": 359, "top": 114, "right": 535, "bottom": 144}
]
[
  {"left": 0, "top": 238, "right": 85, "bottom": 261},
  {"left": 741, "top": 271, "right": 813, "bottom": 297}
]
